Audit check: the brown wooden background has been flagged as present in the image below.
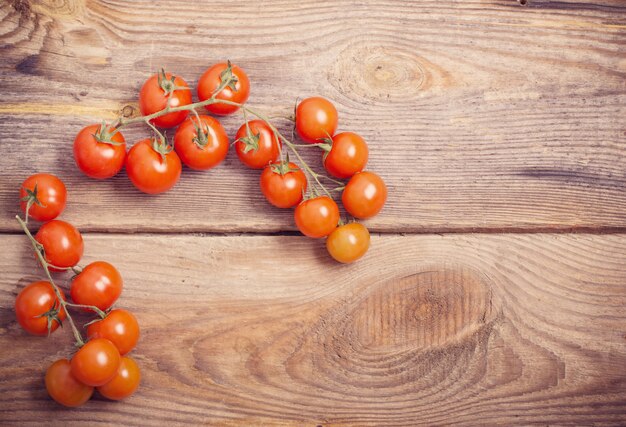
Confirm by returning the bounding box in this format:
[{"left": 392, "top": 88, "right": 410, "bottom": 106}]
[{"left": 1, "top": 0, "right": 625, "bottom": 425}]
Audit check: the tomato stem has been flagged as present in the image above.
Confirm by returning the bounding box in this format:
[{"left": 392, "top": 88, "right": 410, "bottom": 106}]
[{"left": 15, "top": 215, "right": 104, "bottom": 347}]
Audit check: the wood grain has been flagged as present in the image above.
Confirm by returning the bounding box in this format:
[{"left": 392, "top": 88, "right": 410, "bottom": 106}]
[
  {"left": 0, "top": 0, "right": 625, "bottom": 233},
  {"left": 1, "top": 233, "right": 625, "bottom": 425}
]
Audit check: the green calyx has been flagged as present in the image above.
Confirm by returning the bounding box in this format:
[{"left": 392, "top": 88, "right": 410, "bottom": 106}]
[
  {"left": 319, "top": 136, "right": 333, "bottom": 163},
  {"left": 270, "top": 157, "right": 299, "bottom": 176},
  {"left": 38, "top": 300, "right": 64, "bottom": 337},
  {"left": 219, "top": 60, "right": 239, "bottom": 92},
  {"left": 93, "top": 121, "right": 123, "bottom": 146},
  {"left": 21, "top": 183, "right": 45, "bottom": 213},
  {"left": 192, "top": 120, "right": 210, "bottom": 148},
  {"left": 151, "top": 135, "right": 173, "bottom": 162}
]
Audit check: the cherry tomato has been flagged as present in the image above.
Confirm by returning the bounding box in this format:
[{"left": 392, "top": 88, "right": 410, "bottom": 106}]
[
  {"left": 294, "top": 196, "right": 340, "bottom": 238},
  {"left": 197, "top": 62, "right": 250, "bottom": 115},
  {"left": 35, "top": 220, "right": 84, "bottom": 270},
  {"left": 139, "top": 70, "right": 192, "bottom": 128},
  {"left": 260, "top": 162, "right": 307, "bottom": 208},
  {"left": 19, "top": 173, "right": 66, "bottom": 222},
  {"left": 326, "top": 223, "right": 370, "bottom": 263},
  {"left": 97, "top": 356, "right": 140, "bottom": 400},
  {"left": 295, "top": 97, "right": 338, "bottom": 143},
  {"left": 70, "top": 261, "right": 123, "bottom": 312},
  {"left": 87, "top": 309, "right": 139, "bottom": 355},
  {"left": 126, "top": 138, "right": 181, "bottom": 194},
  {"left": 45, "top": 359, "right": 93, "bottom": 407},
  {"left": 71, "top": 338, "right": 121, "bottom": 387},
  {"left": 74, "top": 124, "right": 126, "bottom": 179},
  {"left": 323, "top": 132, "right": 368, "bottom": 179},
  {"left": 15, "top": 281, "right": 66, "bottom": 336},
  {"left": 235, "top": 120, "right": 281, "bottom": 169},
  {"left": 342, "top": 171, "right": 387, "bottom": 219},
  {"left": 174, "top": 115, "right": 229, "bottom": 170}
]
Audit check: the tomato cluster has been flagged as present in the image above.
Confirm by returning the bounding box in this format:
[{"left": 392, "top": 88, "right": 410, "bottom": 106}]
[
  {"left": 73, "top": 61, "right": 387, "bottom": 263},
  {"left": 16, "top": 174, "right": 140, "bottom": 407}
]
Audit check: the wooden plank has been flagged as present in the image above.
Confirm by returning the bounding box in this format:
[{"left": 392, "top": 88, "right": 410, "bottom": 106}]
[
  {"left": 1, "top": 233, "right": 625, "bottom": 425},
  {"left": 0, "top": 1, "right": 625, "bottom": 233}
]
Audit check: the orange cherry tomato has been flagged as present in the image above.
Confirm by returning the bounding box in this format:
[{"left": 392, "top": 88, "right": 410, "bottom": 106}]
[
  {"left": 259, "top": 162, "right": 307, "bottom": 208},
  {"left": 139, "top": 71, "right": 192, "bottom": 128},
  {"left": 15, "top": 281, "right": 66, "bottom": 336},
  {"left": 323, "top": 132, "right": 368, "bottom": 179},
  {"left": 87, "top": 309, "right": 139, "bottom": 356},
  {"left": 295, "top": 97, "right": 338, "bottom": 143},
  {"left": 97, "top": 356, "right": 141, "bottom": 401},
  {"left": 174, "top": 115, "right": 229, "bottom": 170},
  {"left": 126, "top": 138, "right": 182, "bottom": 194},
  {"left": 294, "top": 196, "right": 340, "bottom": 238},
  {"left": 342, "top": 171, "right": 387, "bottom": 219},
  {"left": 19, "top": 173, "right": 66, "bottom": 222},
  {"left": 235, "top": 120, "right": 281, "bottom": 169},
  {"left": 197, "top": 62, "right": 250, "bottom": 115},
  {"left": 326, "top": 223, "right": 370, "bottom": 263},
  {"left": 70, "top": 261, "right": 123, "bottom": 312},
  {"left": 71, "top": 338, "right": 121, "bottom": 387},
  {"left": 74, "top": 124, "right": 126, "bottom": 179},
  {"left": 45, "top": 359, "right": 93, "bottom": 407},
  {"left": 34, "top": 220, "right": 84, "bottom": 270}
]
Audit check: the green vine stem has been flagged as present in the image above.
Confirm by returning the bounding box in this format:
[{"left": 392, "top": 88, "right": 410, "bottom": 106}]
[
  {"left": 110, "top": 70, "right": 342, "bottom": 198},
  {"left": 15, "top": 215, "right": 106, "bottom": 347}
]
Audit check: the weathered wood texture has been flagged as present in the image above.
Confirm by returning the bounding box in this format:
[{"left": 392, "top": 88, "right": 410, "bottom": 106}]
[
  {"left": 1, "top": 233, "right": 625, "bottom": 425},
  {"left": 0, "top": 0, "right": 625, "bottom": 233}
]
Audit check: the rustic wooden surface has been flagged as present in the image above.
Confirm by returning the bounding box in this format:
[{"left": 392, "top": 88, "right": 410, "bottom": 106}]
[{"left": 1, "top": 0, "right": 625, "bottom": 425}]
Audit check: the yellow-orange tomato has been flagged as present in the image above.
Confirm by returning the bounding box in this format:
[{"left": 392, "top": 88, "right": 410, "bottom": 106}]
[
  {"left": 326, "top": 223, "right": 370, "bottom": 263},
  {"left": 342, "top": 171, "right": 387, "bottom": 219},
  {"left": 97, "top": 356, "right": 141, "bottom": 401},
  {"left": 45, "top": 359, "right": 93, "bottom": 407}
]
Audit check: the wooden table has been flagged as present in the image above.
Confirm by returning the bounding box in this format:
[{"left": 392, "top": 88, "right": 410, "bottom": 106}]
[{"left": 1, "top": 0, "right": 625, "bottom": 425}]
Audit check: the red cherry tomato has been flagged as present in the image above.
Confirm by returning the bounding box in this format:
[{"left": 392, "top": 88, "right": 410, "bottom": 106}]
[
  {"left": 126, "top": 138, "right": 181, "bottom": 194},
  {"left": 19, "top": 173, "right": 66, "bottom": 222},
  {"left": 235, "top": 120, "right": 281, "bottom": 169},
  {"left": 294, "top": 196, "right": 340, "bottom": 238},
  {"left": 71, "top": 338, "right": 121, "bottom": 387},
  {"left": 197, "top": 62, "right": 250, "bottom": 115},
  {"left": 174, "top": 115, "right": 229, "bottom": 170},
  {"left": 342, "top": 171, "right": 387, "bottom": 219},
  {"left": 45, "top": 359, "right": 93, "bottom": 407},
  {"left": 295, "top": 97, "right": 338, "bottom": 143},
  {"left": 260, "top": 162, "right": 307, "bottom": 208},
  {"left": 139, "top": 70, "right": 192, "bottom": 128},
  {"left": 326, "top": 223, "right": 370, "bottom": 263},
  {"left": 97, "top": 356, "right": 141, "bottom": 401},
  {"left": 87, "top": 309, "right": 140, "bottom": 355},
  {"left": 71, "top": 261, "right": 123, "bottom": 312},
  {"left": 74, "top": 124, "right": 126, "bottom": 179},
  {"left": 323, "top": 132, "right": 368, "bottom": 179},
  {"left": 35, "top": 220, "right": 84, "bottom": 270},
  {"left": 15, "top": 281, "right": 66, "bottom": 336}
]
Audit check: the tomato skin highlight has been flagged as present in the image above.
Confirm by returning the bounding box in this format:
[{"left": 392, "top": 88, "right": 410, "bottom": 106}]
[
  {"left": 342, "top": 171, "right": 387, "bottom": 219},
  {"left": 174, "top": 115, "right": 229, "bottom": 170},
  {"left": 74, "top": 124, "right": 127, "bottom": 179},
  {"left": 323, "top": 132, "right": 368, "bottom": 179},
  {"left": 260, "top": 162, "right": 307, "bottom": 208},
  {"left": 326, "top": 223, "right": 370, "bottom": 263},
  {"left": 45, "top": 359, "right": 94, "bottom": 407},
  {"left": 235, "top": 120, "right": 281, "bottom": 169},
  {"left": 294, "top": 196, "right": 340, "bottom": 238},
  {"left": 71, "top": 338, "right": 121, "bottom": 387},
  {"left": 15, "top": 281, "right": 66, "bottom": 335},
  {"left": 35, "top": 220, "right": 84, "bottom": 270},
  {"left": 71, "top": 261, "right": 123, "bottom": 312},
  {"left": 295, "top": 97, "right": 338, "bottom": 143},
  {"left": 139, "top": 72, "right": 192, "bottom": 128},
  {"left": 87, "top": 309, "right": 139, "bottom": 355},
  {"left": 126, "top": 139, "right": 182, "bottom": 194},
  {"left": 197, "top": 62, "right": 250, "bottom": 115},
  {"left": 19, "top": 173, "right": 67, "bottom": 221},
  {"left": 97, "top": 356, "right": 141, "bottom": 400}
]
